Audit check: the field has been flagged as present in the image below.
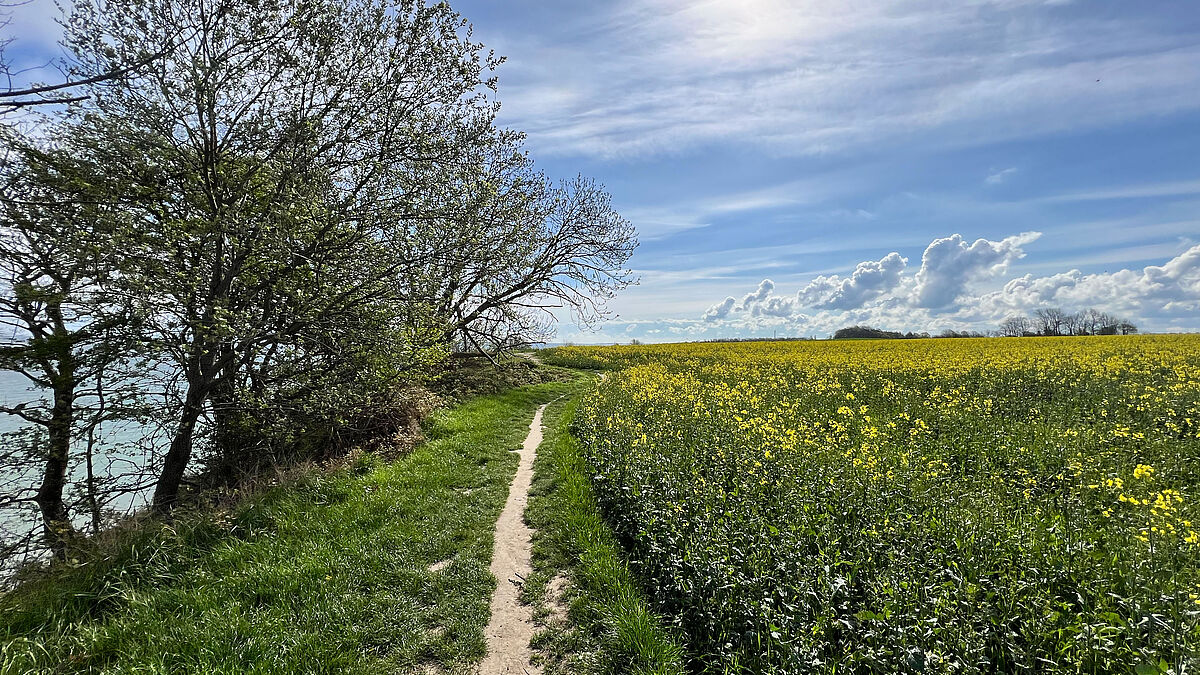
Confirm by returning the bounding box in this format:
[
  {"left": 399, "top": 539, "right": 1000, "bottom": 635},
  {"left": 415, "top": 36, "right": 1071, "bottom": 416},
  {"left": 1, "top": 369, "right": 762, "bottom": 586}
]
[{"left": 545, "top": 336, "right": 1200, "bottom": 673}]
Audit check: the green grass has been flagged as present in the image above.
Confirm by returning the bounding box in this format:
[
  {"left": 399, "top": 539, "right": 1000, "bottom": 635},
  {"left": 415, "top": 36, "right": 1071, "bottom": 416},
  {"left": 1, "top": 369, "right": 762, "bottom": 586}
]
[
  {"left": 522, "top": 388, "right": 686, "bottom": 675},
  {"left": 0, "top": 380, "right": 575, "bottom": 675}
]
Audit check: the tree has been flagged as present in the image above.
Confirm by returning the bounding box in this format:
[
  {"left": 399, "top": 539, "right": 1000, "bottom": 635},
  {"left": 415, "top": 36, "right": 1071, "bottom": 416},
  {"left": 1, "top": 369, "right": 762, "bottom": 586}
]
[
  {"left": 1034, "top": 308, "right": 1067, "bottom": 336},
  {"left": 999, "top": 315, "right": 1031, "bottom": 337},
  {"left": 56, "top": 0, "right": 503, "bottom": 511},
  {"left": 1, "top": 0, "right": 637, "bottom": 541},
  {"left": 396, "top": 133, "right": 636, "bottom": 354},
  {"left": 0, "top": 1, "right": 178, "bottom": 116},
  {"left": 1000, "top": 308, "right": 1137, "bottom": 338},
  {"left": 0, "top": 135, "right": 143, "bottom": 556},
  {"left": 1079, "top": 308, "right": 1100, "bottom": 336},
  {"left": 833, "top": 326, "right": 903, "bottom": 339},
  {"left": 937, "top": 329, "right": 984, "bottom": 338},
  {"left": 1063, "top": 311, "right": 1084, "bottom": 336}
]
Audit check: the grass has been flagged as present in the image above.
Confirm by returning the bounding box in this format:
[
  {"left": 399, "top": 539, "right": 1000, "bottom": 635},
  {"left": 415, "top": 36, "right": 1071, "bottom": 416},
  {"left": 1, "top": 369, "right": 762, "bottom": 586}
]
[
  {"left": 521, "top": 386, "right": 686, "bottom": 675},
  {"left": 0, "top": 380, "right": 575, "bottom": 675}
]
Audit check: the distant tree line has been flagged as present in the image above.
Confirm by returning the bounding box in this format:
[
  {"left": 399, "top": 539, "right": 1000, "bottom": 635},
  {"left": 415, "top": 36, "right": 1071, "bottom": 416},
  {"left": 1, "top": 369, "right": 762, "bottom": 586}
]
[
  {"left": 833, "top": 308, "right": 1138, "bottom": 342},
  {"left": 701, "top": 336, "right": 816, "bottom": 344},
  {"left": 0, "top": 0, "right": 635, "bottom": 565},
  {"left": 998, "top": 308, "right": 1137, "bottom": 337},
  {"left": 832, "top": 326, "right": 934, "bottom": 340}
]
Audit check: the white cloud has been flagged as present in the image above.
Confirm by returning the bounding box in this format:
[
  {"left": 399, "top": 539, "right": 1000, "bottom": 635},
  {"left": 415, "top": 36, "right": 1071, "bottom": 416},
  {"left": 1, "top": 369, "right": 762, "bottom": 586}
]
[
  {"left": 582, "top": 238, "right": 1200, "bottom": 343},
  {"left": 985, "top": 167, "right": 1018, "bottom": 185},
  {"left": 912, "top": 232, "right": 1041, "bottom": 309},
  {"left": 620, "top": 175, "right": 839, "bottom": 240},
  {"left": 797, "top": 252, "right": 907, "bottom": 310},
  {"left": 740, "top": 279, "right": 775, "bottom": 309},
  {"left": 698, "top": 277, "right": 803, "bottom": 320},
  {"left": 977, "top": 244, "right": 1200, "bottom": 320},
  {"left": 493, "top": 0, "right": 1200, "bottom": 159},
  {"left": 753, "top": 296, "right": 798, "bottom": 317},
  {"left": 703, "top": 296, "right": 737, "bottom": 322},
  {"left": 1036, "top": 179, "right": 1200, "bottom": 203}
]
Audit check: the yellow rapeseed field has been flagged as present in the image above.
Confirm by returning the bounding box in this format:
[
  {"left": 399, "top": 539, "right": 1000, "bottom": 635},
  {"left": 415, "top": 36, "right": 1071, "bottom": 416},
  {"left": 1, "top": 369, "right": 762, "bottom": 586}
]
[{"left": 548, "top": 335, "right": 1200, "bottom": 674}]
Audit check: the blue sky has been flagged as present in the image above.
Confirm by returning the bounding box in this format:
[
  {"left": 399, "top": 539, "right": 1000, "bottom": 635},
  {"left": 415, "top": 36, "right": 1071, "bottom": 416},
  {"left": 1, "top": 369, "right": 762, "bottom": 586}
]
[{"left": 6, "top": 0, "right": 1200, "bottom": 342}]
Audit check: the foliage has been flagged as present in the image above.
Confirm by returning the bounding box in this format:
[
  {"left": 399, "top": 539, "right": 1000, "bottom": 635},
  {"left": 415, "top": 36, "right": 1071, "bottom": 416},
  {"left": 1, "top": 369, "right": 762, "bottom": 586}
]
[
  {"left": 524, "top": 386, "right": 686, "bottom": 675},
  {"left": 52, "top": 0, "right": 497, "bottom": 511},
  {"left": 1, "top": 0, "right": 636, "bottom": 570},
  {"left": 397, "top": 131, "right": 638, "bottom": 352},
  {"left": 560, "top": 336, "right": 1200, "bottom": 673},
  {"left": 429, "top": 354, "right": 575, "bottom": 403},
  {"left": 0, "top": 134, "right": 150, "bottom": 557},
  {"left": 0, "top": 380, "right": 575, "bottom": 673},
  {"left": 832, "top": 326, "right": 910, "bottom": 340}
]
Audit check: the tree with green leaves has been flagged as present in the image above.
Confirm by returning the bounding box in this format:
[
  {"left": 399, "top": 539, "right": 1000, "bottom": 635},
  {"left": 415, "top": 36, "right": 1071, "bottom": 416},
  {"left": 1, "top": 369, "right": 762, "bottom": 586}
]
[
  {"left": 53, "top": 0, "right": 503, "bottom": 511},
  {"left": 0, "top": 134, "right": 145, "bottom": 557},
  {"left": 397, "top": 130, "right": 637, "bottom": 356},
  {"left": 1, "top": 0, "right": 638, "bottom": 554}
]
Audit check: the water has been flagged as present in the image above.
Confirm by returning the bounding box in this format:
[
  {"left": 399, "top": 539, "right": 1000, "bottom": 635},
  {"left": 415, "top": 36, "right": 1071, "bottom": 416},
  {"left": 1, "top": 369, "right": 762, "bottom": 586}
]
[
  {"left": 1, "top": 369, "right": 158, "bottom": 568},
  {"left": 0, "top": 369, "right": 38, "bottom": 435}
]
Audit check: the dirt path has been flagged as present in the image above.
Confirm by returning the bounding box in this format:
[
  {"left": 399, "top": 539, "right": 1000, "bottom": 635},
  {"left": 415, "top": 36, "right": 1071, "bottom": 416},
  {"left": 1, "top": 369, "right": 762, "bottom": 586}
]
[
  {"left": 479, "top": 404, "right": 547, "bottom": 675},
  {"left": 516, "top": 350, "right": 544, "bottom": 366}
]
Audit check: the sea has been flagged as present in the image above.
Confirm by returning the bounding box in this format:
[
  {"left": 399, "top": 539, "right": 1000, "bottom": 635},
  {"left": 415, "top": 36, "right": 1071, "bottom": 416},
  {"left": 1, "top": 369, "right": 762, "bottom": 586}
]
[{"left": 1, "top": 369, "right": 156, "bottom": 567}]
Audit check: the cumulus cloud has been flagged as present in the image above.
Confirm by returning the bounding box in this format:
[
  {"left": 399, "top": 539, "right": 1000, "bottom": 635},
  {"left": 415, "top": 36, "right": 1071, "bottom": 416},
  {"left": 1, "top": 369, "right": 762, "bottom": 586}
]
[
  {"left": 912, "top": 232, "right": 1041, "bottom": 309},
  {"left": 702, "top": 278, "right": 804, "bottom": 320},
  {"left": 797, "top": 252, "right": 907, "bottom": 310},
  {"left": 740, "top": 279, "right": 775, "bottom": 309},
  {"left": 703, "top": 296, "right": 737, "bottom": 322},
  {"left": 978, "top": 244, "right": 1200, "bottom": 319},
  {"left": 679, "top": 235, "right": 1200, "bottom": 345},
  {"left": 753, "top": 296, "right": 798, "bottom": 317}
]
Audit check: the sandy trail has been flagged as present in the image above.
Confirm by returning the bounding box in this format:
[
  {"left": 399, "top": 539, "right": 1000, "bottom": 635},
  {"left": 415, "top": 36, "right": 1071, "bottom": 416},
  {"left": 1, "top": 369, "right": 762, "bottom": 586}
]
[{"left": 479, "top": 404, "right": 547, "bottom": 675}]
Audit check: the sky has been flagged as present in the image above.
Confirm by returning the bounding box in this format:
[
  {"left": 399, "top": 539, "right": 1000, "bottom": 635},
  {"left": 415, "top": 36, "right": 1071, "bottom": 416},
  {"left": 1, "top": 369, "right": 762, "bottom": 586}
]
[{"left": 5, "top": 0, "right": 1200, "bottom": 342}]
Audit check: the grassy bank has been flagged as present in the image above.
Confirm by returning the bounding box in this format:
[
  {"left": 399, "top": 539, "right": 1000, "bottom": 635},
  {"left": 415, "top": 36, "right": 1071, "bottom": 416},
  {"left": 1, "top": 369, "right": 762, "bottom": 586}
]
[
  {"left": 523, "top": 389, "right": 686, "bottom": 675},
  {"left": 1, "top": 380, "right": 576, "bottom": 674}
]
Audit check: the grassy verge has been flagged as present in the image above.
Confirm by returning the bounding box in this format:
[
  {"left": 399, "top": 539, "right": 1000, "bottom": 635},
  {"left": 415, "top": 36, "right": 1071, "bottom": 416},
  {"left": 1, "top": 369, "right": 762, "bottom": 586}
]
[
  {"left": 0, "top": 380, "right": 575, "bottom": 675},
  {"left": 522, "top": 388, "right": 686, "bottom": 675}
]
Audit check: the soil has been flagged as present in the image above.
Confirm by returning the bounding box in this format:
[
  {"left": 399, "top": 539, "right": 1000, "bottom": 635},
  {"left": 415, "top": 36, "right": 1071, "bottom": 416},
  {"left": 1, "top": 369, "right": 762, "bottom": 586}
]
[{"left": 478, "top": 404, "right": 547, "bottom": 674}]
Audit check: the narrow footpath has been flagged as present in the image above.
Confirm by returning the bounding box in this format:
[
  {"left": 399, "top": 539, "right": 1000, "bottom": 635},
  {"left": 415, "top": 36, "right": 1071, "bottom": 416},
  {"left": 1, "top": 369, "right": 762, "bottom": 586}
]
[{"left": 479, "top": 404, "right": 547, "bottom": 674}]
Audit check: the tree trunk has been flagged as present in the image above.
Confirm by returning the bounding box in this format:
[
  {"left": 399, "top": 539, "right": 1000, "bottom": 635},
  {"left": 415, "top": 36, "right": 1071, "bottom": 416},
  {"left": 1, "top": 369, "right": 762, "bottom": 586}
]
[
  {"left": 152, "top": 384, "right": 206, "bottom": 513},
  {"left": 84, "top": 365, "right": 105, "bottom": 535},
  {"left": 209, "top": 349, "right": 247, "bottom": 478},
  {"left": 84, "top": 433, "right": 101, "bottom": 536},
  {"left": 36, "top": 372, "right": 77, "bottom": 558}
]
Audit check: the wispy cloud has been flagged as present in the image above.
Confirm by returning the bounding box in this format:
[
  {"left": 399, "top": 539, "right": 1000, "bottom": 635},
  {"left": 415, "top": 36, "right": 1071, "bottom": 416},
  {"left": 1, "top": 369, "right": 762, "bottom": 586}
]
[
  {"left": 621, "top": 175, "right": 843, "bottom": 240},
  {"left": 985, "top": 167, "right": 1018, "bottom": 185},
  {"left": 492, "top": 0, "right": 1200, "bottom": 159},
  {"left": 1036, "top": 179, "right": 1200, "bottom": 203}
]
